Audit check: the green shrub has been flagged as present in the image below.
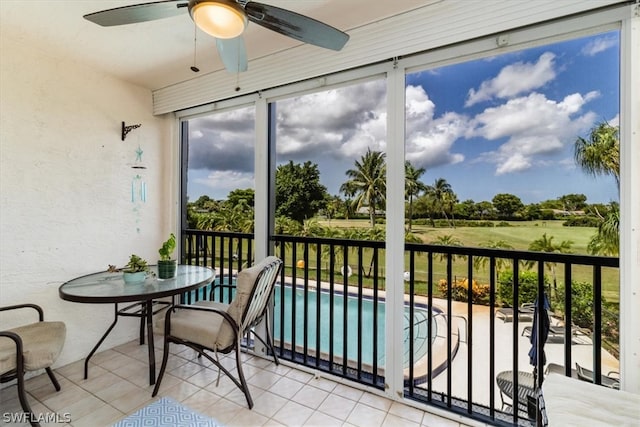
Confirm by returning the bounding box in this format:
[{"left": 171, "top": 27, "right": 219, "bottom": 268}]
[
  {"left": 562, "top": 216, "right": 601, "bottom": 227},
  {"left": 497, "top": 270, "right": 547, "bottom": 306},
  {"left": 438, "top": 278, "right": 490, "bottom": 304},
  {"left": 561, "top": 281, "right": 593, "bottom": 328},
  {"left": 539, "top": 210, "right": 556, "bottom": 220},
  {"left": 553, "top": 281, "right": 617, "bottom": 332}
]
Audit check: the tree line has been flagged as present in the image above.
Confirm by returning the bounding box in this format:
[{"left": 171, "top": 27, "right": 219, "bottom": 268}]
[{"left": 188, "top": 122, "right": 619, "bottom": 256}]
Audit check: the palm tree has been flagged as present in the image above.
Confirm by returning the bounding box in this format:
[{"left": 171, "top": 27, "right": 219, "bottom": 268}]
[
  {"left": 316, "top": 226, "right": 345, "bottom": 272},
  {"left": 194, "top": 212, "right": 219, "bottom": 230},
  {"left": 425, "top": 178, "right": 456, "bottom": 227},
  {"left": 340, "top": 149, "right": 386, "bottom": 228},
  {"left": 405, "top": 231, "right": 422, "bottom": 243},
  {"left": 430, "top": 234, "right": 463, "bottom": 262},
  {"left": 527, "top": 233, "right": 573, "bottom": 294},
  {"left": 405, "top": 161, "right": 427, "bottom": 232},
  {"left": 274, "top": 216, "right": 302, "bottom": 236},
  {"left": 473, "top": 240, "right": 515, "bottom": 282},
  {"left": 587, "top": 205, "right": 619, "bottom": 256},
  {"left": 442, "top": 191, "right": 459, "bottom": 227},
  {"left": 574, "top": 122, "right": 620, "bottom": 255},
  {"left": 574, "top": 122, "right": 620, "bottom": 186}
]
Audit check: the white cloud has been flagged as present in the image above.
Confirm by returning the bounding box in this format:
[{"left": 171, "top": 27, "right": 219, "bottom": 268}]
[
  {"left": 405, "top": 86, "right": 466, "bottom": 169},
  {"left": 465, "top": 52, "right": 556, "bottom": 106},
  {"left": 471, "top": 91, "right": 598, "bottom": 175},
  {"left": 495, "top": 153, "right": 531, "bottom": 175},
  {"left": 558, "top": 157, "right": 577, "bottom": 169},
  {"left": 581, "top": 36, "right": 617, "bottom": 56},
  {"left": 559, "top": 91, "right": 599, "bottom": 114},
  {"left": 276, "top": 80, "right": 387, "bottom": 160},
  {"left": 194, "top": 170, "right": 254, "bottom": 194},
  {"left": 188, "top": 107, "right": 255, "bottom": 171},
  {"left": 406, "top": 85, "right": 435, "bottom": 116}
]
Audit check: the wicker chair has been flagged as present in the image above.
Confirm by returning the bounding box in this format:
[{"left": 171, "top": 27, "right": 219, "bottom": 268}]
[
  {"left": 152, "top": 256, "right": 283, "bottom": 408},
  {"left": 1, "top": 304, "right": 66, "bottom": 427}
]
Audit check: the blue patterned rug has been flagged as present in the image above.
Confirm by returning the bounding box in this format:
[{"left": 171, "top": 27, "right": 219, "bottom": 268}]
[{"left": 112, "top": 397, "right": 222, "bottom": 427}]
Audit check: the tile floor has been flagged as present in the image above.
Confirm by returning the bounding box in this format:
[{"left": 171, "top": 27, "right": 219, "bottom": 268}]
[{"left": 1, "top": 337, "right": 480, "bottom": 427}]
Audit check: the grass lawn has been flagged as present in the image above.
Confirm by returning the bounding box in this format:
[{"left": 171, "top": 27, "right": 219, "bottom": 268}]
[
  {"left": 325, "top": 219, "right": 593, "bottom": 251},
  {"left": 317, "top": 219, "right": 619, "bottom": 303}
]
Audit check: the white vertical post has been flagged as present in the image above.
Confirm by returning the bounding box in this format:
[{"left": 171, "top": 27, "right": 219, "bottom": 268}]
[
  {"left": 619, "top": 4, "right": 640, "bottom": 393},
  {"left": 385, "top": 61, "right": 406, "bottom": 400},
  {"left": 253, "top": 96, "right": 270, "bottom": 358},
  {"left": 254, "top": 96, "right": 269, "bottom": 262}
]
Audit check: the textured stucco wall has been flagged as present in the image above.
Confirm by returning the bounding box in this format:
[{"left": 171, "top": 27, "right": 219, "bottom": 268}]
[{"left": 0, "top": 34, "right": 174, "bottom": 368}]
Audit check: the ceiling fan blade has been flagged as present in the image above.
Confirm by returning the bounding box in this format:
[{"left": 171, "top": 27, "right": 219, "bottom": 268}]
[
  {"left": 244, "top": 2, "right": 349, "bottom": 51},
  {"left": 216, "top": 37, "right": 248, "bottom": 73},
  {"left": 83, "top": 0, "right": 188, "bottom": 27}
]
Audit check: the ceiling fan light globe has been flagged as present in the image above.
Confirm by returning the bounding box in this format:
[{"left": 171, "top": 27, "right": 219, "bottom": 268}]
[{"left": 190, "top": 0, "right": 247, "bottom": 39}]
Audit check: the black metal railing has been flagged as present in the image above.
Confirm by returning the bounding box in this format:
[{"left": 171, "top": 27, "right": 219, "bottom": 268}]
[
  {"left": 271, "top": 233, "right": 386, "bottom": 389},
  {"left": 182, "top": 229, "right": 253, "bottom": 303},
  {"left": 180, "top": 229, "right": 619, "bottom": 426},
  {"left": 402, "top": 244, "right": 619, "bottom": 426}
]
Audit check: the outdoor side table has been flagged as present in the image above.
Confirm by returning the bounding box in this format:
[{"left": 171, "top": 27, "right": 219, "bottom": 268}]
[
  {"left": 496, "top": 370, "right": 536, "bottom": 414},
  {"left": 59, "top": 264, "right": 214, "bottom": 385}
]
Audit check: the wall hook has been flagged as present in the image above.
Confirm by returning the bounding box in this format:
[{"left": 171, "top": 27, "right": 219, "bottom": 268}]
[{"left": 122, "top": 121, "right": 141, "bottom": 141}]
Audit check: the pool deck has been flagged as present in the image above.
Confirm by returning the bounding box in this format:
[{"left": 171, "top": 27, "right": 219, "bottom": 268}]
[
  {"left": 427, "top": 297, "right": 619, "bottom": 410},
  {"left": 279, "top": 272, "right": 619, "bottom": 411}
]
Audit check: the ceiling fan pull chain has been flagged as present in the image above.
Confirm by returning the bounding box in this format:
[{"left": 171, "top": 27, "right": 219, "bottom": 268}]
[
  {"left": 191, "top": 23, "right": 200, "bottom": 73},
  {"left": 235, "top": 41, "right": 241, "bottom": 91}
]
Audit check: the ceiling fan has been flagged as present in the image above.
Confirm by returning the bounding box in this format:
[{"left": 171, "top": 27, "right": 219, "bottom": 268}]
[{"left": 84, "top": 0, "right": 350, "bottom": 73}]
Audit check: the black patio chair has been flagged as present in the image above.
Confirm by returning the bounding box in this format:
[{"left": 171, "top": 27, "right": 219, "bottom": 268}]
[
  {"left": 1, "top": 304, "right": 66, "bottom": 427},
  {"left": 152, "top": 256, "right": 283, "bottom": 408}
]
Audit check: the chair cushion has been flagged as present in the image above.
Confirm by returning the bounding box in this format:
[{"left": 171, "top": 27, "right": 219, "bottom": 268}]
[
  {"left": 226, "top": 259, "right": 268, "bottom": 328},
  {"left": 168, "top": 257, "right": 278, "bottom": 352},
  {"left": 169, "top": 301, "right": 232, "bottom": 351},
  {"left": 227, "top": 257, "right": 280, "bottom": 327},
  {"left": 0, "top": 321, "right": 66, "bottom": 374},
  {"left": 151, "top": 298, "right": 175, "bottom": 335}
]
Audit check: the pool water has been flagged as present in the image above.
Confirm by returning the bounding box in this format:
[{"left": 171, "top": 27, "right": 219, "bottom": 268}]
[
  {"left": 201, "top": 279, "right": 434, "bottom": 369},
  {"left": 273, "top": 285, "right": 434, "bottom": 369}
]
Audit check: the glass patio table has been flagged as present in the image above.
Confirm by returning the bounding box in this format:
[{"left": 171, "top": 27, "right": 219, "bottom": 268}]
[{"left": 59, "top": 264, "right": 215, "bottom": 385}]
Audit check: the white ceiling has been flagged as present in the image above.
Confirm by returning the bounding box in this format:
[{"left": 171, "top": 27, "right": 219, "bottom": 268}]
[{"left": 0, "top": 0, "right": 427, "bottom": 91}]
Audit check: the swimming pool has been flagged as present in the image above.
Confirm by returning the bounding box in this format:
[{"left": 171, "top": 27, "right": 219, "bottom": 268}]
[
  {"left": 273, "top": 285, "right": 435, "bottom": 370},
  {"left": 200, "top": 279, "right": 435, "bottom": 370}
]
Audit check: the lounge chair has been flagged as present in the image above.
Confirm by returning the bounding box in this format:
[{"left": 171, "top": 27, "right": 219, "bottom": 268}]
[
  {"left": 544, "top": 362, "right": 578, "bottom": 378},
  {"left": 521, "top": 316, "right": 589, "bottom": 343},
  {"left": 496, "top": 303, "right": 535, "bottom": 322},
  {"left": 575, "top": 362, "right": 620, "bottom": 389}
]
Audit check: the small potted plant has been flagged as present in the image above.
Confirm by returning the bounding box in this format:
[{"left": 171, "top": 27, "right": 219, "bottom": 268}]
[
  {"left": 157, "top": 233, "right": 177, "bottom": 279},
  {"left": 122, "top": 254, "right": 149, "bottom": 284}
]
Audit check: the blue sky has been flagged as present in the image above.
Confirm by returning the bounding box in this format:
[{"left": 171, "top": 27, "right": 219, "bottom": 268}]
[{"left": 188, "top": 30, "right": 620, "bottom": 205}]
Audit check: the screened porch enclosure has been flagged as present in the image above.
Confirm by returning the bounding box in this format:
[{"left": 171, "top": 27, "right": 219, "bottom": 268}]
[{"left": 180, "top": 230, "right": 619, "bottom": 426}]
